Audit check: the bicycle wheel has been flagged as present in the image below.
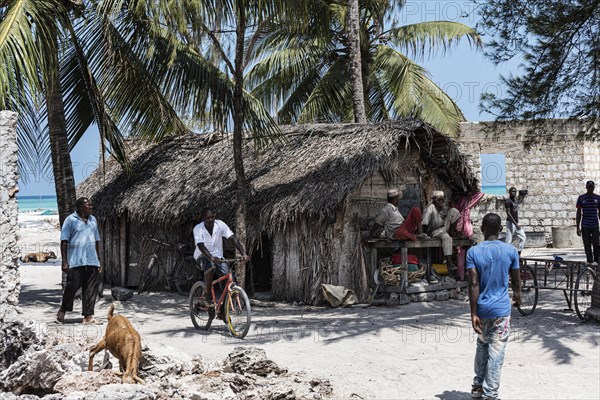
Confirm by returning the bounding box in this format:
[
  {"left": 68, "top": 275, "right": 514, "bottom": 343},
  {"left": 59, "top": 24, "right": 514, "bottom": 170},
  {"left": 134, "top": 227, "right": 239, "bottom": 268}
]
[
  {"left": 138, "top": 255, "right": 157, "bottom": 295},
  {"left": 225, "top": 285, "right": 251, "bottom": 339},
  {"left": 517, "top": 264, "right": 538, "bottom": 316},
  {"left": 574, "top": 267, "right": 596, "bottom": 320},
  {"left": 189, "top": 281, "right": 214, "bottom": 330},
  {"left": 173, "top": 257, "right": 199, "bottom": 295}
]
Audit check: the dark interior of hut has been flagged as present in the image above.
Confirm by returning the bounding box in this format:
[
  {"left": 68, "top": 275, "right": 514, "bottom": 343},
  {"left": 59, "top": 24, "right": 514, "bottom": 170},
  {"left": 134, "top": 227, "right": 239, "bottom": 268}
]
[{"left": 249, "top": 235, "right": 273, "bottom": 295}]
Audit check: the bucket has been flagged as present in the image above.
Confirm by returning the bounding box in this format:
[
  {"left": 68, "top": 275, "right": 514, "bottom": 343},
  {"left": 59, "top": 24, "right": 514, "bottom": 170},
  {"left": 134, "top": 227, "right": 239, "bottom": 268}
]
[
  {"left": 432, "top": 263, "right": 448, "bottom": 275},
  {"left": 552, "top": 226, "right": 579, "bottom": 248}
]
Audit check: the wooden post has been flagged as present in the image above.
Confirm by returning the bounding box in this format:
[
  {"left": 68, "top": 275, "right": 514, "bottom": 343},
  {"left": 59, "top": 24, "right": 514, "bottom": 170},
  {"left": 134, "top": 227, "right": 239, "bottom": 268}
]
[
  {"left": 401, "top": 247, "right": 408, "bottom": 292},
  {"left": 370, "top": 247, "right": 378, "bottom": 285},
  {"left": 119, "top": 211, "right": 128, "bottom": 287}
]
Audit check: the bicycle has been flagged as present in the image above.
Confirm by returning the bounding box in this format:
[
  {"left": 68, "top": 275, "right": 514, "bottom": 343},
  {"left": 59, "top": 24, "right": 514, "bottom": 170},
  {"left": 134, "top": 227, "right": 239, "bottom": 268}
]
[
  {"left": 188, "top": 258, "right": 251, "bottom": 339},
  {"left": 138, "top": 237, "right": 198, "bottom": 295}
]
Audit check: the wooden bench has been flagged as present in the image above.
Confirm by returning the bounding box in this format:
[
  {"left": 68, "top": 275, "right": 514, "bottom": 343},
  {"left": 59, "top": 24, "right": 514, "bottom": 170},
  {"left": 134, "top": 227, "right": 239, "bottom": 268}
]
[{"left": 366, "top": 238, "right": 474, "bottom": 293}]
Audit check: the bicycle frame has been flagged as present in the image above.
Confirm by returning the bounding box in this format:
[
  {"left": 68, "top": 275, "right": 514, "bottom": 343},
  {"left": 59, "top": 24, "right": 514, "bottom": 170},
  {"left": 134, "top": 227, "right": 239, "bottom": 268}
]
[{"left": 209, "top": 272, "right": 235, "bottom": 314}]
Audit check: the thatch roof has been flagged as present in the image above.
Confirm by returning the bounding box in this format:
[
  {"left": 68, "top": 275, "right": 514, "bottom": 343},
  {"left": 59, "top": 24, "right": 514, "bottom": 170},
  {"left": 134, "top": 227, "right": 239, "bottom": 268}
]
[{"left": 78, "top": 119, "right": 477, "bottom": 230}]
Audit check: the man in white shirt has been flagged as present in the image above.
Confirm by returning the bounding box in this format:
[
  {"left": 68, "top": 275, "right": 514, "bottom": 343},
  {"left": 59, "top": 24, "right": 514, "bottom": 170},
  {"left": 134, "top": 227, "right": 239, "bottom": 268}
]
[
  {"left": 369, "top": 189, "right": 428, "bottom": 240},
  {"left": 193, "top": 207, "right": 249, "bottom": 306},
  {"left": 421, "top": 190, "right": 461, "bottom": 273}
]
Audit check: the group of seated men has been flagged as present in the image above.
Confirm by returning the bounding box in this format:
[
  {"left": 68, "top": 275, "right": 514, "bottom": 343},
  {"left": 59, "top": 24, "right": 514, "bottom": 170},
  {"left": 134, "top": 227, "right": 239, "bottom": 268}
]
[{"left": 369, "top": 189, "right": 462, "bottom": 272}]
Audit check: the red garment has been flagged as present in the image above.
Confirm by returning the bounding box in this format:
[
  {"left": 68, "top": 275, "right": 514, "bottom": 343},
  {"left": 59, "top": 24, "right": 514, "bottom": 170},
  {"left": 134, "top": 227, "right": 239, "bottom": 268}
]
[
  {"left": 395, "top": 207, "right": 422, "bottom": 241},
  {"left": 453, "top": 192, "right": 485, "bottom": 281}
]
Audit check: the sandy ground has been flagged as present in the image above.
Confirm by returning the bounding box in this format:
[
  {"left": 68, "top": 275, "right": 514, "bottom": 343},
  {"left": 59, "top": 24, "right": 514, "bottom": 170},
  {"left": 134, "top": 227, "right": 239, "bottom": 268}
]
[{"left": 13, "top": 213, "right": 600, "bottom": 399}]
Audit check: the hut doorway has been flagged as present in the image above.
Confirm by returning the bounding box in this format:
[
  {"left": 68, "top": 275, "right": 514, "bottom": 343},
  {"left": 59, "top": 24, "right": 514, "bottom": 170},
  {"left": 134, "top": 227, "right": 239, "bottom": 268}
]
[{"left": 250, "top": 234, "right": 272, "bottom": 294}]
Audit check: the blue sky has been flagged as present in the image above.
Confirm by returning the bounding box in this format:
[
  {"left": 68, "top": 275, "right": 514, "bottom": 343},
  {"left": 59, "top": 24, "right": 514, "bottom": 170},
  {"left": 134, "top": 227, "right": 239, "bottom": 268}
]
[
  {"left": 18, "top": 0, "right": 515, "bottom": 196},
  {"left": 480, "top": 153, "right": 507, "bottom": 187}
]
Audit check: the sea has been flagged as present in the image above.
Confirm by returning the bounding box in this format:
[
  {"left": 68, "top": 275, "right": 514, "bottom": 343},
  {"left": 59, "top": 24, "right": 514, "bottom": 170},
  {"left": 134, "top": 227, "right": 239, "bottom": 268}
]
[
  {"left": 17, "top": 195, "right": 58, "bottom": 214},
  {"left": 481, "top": 185, "right": 507, "bottom": 196}
]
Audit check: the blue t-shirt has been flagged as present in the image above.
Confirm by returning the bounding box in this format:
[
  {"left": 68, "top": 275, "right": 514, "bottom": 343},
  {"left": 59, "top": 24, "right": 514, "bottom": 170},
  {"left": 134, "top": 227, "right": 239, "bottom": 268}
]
[
  {"left": 466, "top": 240, "right": 519, "bottom": 318},
  {"left": 60, "top": 212, "right": 101, "bottom": 268},
  {"left": 576, "top": 193, "right": 600, "bottom": 228}
]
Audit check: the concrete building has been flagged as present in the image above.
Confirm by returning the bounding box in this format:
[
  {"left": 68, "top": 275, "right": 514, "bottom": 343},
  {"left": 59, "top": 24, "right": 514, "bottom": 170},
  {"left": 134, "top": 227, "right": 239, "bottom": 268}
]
[{"left": 457, "top": 120, "right": 600, "bottom": 246}]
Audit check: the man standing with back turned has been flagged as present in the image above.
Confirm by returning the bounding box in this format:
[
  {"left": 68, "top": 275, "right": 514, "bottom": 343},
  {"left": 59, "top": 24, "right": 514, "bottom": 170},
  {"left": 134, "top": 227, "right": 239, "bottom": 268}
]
[
  {"left": 576, "top": 180, "right": 600, "bottom": 265},
  {"left": 467, "top": 213, "right": 521, "bottom": 400}
]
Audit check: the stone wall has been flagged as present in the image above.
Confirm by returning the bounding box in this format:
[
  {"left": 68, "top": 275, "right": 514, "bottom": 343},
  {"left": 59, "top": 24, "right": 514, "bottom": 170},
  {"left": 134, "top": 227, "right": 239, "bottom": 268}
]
[
  {"left": 457, "top": 120, "right": 599, "bottom": 245},
  {"left": 0, "top": 111, "right": 20, "bottom": 321}
]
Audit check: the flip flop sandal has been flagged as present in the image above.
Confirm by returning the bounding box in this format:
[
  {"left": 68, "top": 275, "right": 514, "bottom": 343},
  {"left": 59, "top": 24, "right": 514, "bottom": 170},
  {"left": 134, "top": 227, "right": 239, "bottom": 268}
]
[
  {"left": 56, "top": 311, "right": 65, "bottom": 324},
  {"left": 82, "top": 317, "right": 101, "bottom": 325}
]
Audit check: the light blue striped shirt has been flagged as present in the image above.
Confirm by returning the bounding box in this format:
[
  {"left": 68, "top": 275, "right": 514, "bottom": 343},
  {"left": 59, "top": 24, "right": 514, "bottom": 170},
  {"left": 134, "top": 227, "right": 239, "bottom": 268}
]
[{"left": 60, "top": 212, "right": 100, "bottom": 268}]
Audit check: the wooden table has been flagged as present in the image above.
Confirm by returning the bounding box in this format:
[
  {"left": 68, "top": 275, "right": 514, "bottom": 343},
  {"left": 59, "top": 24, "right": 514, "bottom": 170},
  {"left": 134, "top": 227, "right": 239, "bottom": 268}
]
[{"left": 366, "top": 238, "right": 474, "bottom": 292}]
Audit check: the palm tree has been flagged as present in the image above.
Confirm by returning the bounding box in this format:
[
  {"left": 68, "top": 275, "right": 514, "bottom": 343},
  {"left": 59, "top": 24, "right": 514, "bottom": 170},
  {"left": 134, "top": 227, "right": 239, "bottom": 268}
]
[
  {"left": 347, "top": 0, "right": 366, "bottom": 123},
  {"left": 97, "top": 0, "right": 317, "bottom": 288},
  {"left": 0, "top": 1, "right": 191, "bottom": 225},
  {"left": 247, "top": 0, "right": 482, "bottom": 136}
]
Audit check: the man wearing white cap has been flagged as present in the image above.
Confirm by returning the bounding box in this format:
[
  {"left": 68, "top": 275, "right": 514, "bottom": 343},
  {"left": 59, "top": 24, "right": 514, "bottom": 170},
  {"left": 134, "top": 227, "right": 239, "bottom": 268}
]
[
  {"left": 422, "top": 190, "right": 461, "bottom": 273},
  {"left": 369, "top": 189, "right": 427, "bottom": 240}
]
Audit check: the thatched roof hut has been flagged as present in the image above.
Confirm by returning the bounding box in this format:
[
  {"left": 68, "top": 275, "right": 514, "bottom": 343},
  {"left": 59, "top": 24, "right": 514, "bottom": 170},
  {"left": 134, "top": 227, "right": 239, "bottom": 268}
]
[{"left": 79, "top": 119, "right": 477, "bottom": 303}]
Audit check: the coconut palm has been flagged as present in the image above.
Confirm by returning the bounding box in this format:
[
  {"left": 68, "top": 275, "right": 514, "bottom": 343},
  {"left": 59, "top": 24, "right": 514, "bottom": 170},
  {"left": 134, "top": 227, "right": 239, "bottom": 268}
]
[
  {"left": 247, "top": 0, "right": 482, "bottom": 136},
  {"left": 98, "top": 0, "right": 320, "bottom": 288},
  {"left": 347, "top": 0, "right": 366, "bottom": 123},
  {"left": 0, "top": 0, "right": 190, "bottom": 224}
]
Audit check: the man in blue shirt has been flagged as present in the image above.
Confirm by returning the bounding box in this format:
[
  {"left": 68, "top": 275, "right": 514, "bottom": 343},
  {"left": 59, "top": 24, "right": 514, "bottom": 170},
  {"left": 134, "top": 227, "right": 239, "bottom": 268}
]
[
  {"left": 56, "top": 197, "right": 102, "bottom": 324},
  {"left": 467, "top": 213, "right": 521, "bottom": 400},
  {"left": 576, "top": 180, "right": 600, "bottom": 264}
]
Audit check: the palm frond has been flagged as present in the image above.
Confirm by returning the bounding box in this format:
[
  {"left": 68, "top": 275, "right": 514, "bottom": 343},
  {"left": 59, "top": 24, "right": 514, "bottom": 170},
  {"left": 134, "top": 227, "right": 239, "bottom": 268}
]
[
  {"left": 298, "top": 58, "right": 352, "bottom": 123},
  {"left": 88, "top": 12, "right": 192, "bottom": 143},
  {"left": 386, "top": 21, "right": 482, "bottom": 60},
  {"left": 0, "top": 0, "right": 63, "bottom": 106},
  {"left": 375, "top": 45, "right": 464, "bottom": 135}
]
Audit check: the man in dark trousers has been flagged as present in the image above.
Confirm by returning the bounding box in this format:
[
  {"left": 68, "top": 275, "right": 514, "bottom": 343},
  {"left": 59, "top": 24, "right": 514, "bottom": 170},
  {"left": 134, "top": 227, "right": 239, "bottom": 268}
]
[
  {"left": 56, "top": 197, "right": 102, "bottom": 324},
  {"left": 505, "top": 187, "right": 526, "bottom": 255},
  {"left": 576, "top": 180, "right": 600, "bottom": 265},
  {"left": 193, "top": 207, "right": 250, "bottom": 309},
  {"left": 467, "top": 213, "right": 521, "bottom": 400}
]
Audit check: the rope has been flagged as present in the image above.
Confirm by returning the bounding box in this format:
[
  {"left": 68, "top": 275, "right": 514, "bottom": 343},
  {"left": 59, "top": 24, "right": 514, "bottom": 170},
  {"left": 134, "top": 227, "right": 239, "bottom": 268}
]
[{"left": 378, "top": 257, "right": 426, "bottom": 285}]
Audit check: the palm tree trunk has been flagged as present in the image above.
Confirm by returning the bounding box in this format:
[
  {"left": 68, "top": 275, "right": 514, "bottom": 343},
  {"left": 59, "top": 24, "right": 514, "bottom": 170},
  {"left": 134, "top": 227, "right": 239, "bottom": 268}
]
[
  {"left": 347, "top": 0, "right": 366, "bottom": 123},
  {"left": 233, "top": 0, "right": 248, "bottom": 289},
  {"left": 46, "top": 47, "right": 76, "bottom": 227}
]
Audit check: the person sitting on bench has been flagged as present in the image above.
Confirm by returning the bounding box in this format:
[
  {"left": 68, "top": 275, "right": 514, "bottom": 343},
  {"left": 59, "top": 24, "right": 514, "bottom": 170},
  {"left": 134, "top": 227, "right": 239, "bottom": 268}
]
[
  {"left": 422, "top": 190, "right": 461, "bottom": 273},
  {"left": 369, "top": 189, "right": 428, "bottom": 241}
]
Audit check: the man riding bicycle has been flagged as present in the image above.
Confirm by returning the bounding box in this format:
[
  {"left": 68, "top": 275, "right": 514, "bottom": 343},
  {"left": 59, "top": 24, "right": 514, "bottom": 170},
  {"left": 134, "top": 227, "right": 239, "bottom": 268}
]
[{"left": 193, "top": 207, "right": 249, "bottom": 310}]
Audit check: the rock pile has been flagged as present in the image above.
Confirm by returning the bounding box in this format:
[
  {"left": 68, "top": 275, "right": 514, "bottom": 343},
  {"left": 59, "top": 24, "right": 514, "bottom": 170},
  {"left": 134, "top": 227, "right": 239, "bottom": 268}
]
[{"left": 0, "top": 320, "right": 333, "bottom": 400}]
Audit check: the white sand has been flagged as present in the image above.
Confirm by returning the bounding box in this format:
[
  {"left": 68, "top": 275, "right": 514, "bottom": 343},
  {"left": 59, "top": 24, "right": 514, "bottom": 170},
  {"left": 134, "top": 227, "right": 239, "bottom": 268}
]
[{"left": 14, "top": 212, "right": 600, "bottom": 399}]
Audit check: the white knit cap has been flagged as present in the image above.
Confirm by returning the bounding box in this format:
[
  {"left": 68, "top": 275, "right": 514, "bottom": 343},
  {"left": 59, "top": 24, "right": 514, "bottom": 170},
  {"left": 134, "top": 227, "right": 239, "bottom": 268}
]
[
  {"left": 387, "top": 189, "right": 399, "bottom": 197},
  {"left": 432, "top": 190, "right": 445, "bottom": 198}
]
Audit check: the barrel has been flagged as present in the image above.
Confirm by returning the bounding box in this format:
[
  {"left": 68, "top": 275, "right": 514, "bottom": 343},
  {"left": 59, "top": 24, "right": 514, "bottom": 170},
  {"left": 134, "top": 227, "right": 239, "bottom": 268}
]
[{"left": 552, "top": 226, "right": 580, "bottom": 248}]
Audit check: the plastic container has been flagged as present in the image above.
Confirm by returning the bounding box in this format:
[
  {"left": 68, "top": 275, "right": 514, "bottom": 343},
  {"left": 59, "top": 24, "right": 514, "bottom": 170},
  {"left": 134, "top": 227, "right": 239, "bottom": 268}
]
[{"left": 432, "top": 263, "right": 448, "bottom": 275}]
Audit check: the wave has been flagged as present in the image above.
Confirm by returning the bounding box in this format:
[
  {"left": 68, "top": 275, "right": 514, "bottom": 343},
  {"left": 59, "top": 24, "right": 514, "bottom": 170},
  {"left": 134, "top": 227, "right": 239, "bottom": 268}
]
[{"left": 17, "top": 195, "right": 58, "bottom": 214}]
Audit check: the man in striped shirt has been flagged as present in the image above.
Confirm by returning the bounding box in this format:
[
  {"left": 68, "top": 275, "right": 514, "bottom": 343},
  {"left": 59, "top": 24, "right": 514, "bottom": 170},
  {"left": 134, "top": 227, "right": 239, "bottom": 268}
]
[{"left": 576, "top": 181, "right": 600, "bottom": 264}]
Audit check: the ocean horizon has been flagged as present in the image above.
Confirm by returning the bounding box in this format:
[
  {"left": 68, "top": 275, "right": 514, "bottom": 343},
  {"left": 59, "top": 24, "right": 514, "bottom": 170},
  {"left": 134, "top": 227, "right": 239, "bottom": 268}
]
[
  {"left": 17, "top": 195, "right": 58, "bottom": 214},
  {"left": 481, "top": 185, "right": 507, "bottom": 196}
]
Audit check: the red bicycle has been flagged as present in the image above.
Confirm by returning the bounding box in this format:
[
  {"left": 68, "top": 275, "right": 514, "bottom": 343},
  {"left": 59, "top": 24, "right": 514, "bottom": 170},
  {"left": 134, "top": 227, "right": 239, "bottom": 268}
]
[{"left": 189, "top": 258, "right": 251, "bottom": 339}]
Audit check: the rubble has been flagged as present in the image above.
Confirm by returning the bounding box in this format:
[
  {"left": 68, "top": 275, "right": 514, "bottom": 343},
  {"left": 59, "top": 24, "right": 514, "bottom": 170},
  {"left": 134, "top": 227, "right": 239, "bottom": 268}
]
[
  {"left": 0, "top": 320, "right": 333, "bottom": 400},
  {"left": 222, "top": 347, "right": 287, "bottom": 376}
]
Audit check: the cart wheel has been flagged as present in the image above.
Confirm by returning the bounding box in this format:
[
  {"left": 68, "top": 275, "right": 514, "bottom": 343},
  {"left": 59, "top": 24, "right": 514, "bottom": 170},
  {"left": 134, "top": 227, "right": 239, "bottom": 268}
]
[
  {"left": 574, "top": 266, "right": 596, "bottom": 320},
  {"left": 517, "top": 264, "right": 538, "bottom": 316}
]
